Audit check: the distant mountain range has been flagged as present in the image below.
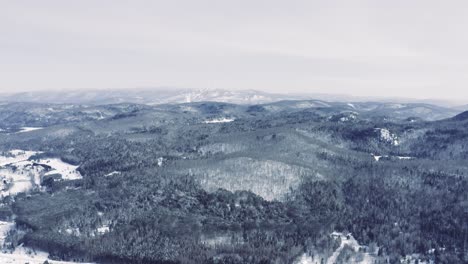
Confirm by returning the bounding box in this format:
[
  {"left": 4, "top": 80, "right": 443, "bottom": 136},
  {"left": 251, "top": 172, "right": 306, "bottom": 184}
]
[
  {"left": 0, "top": 88, "right": 461, "bottom": 106},
  {"left": 0, "top": 88, "right": 463, "bottom": 121},
  {"left": 0, "top": 88, "right": 302, "bottom": 105}
]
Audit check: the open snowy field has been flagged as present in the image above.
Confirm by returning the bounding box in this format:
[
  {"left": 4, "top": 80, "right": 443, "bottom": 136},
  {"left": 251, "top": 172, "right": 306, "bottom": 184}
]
[{"left": 0, "top": 149, "right": 82, "bottom": 197}]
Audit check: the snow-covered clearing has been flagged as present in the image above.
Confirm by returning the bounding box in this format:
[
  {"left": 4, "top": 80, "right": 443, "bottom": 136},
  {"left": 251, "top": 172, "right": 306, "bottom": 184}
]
[
  {"left": 295, "top": 232, "right": 375, "bottom": 264},
  {"left": 203, "top": 117, "right": 235, "bottom": 124},
  {"left": 42, "top": 158, "right": 82, "bottom": 180},
  {"left": 0, "top": 150, "right": 43, "bottom": 196},
  {"left": 0, "top": 165, "right": 39, "bottom": 196},
  {"left": 326, "top": 232, "right": 374, "bottom": 264},
  {"left": 0, "top": 150, "right": 82, "bottom": 197},
  {"left": 0, "top": 150, "right": 39, "bottom": 167}
]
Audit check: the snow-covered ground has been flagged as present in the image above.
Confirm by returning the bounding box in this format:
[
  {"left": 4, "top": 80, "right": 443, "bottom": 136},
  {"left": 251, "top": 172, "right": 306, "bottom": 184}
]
[
  {"left": 203, "top": 117, "right": 235, "bottom": 124},
  {"left": 400, "top": 254, "right": 434, "bottom": 264},
  {"left": 0, "top": 150, "right": 82, "bottom": 197},
  {"left": 105, "top": 171, "right": 120, "bottom": 177},
  {"left": 375, "top": 128, "right": 399, "bottom": 146},
  {"left": 339, "top": 113, "right": 357, "bottom": 122},
  {"left": 0, "top": 150, "right": 43, "bottom": 196},
  {"left": 15, "top": 127, "right": 43, "bottom": 133},
  {"left": 0, "top": 221, "right": 14, "bottom": 243},
  {"left": 397, "top": 156, "right": 413, "bottom": 160},
  {"left": 327, "top": 232, "right": 374, "bottom": 264},
  {"left": 371, "top": 154, "right": 414, "bottom": 162},
  {"left": 96, "top": 225, "right": 110, "bottom": 235},
  {"left": 295, "top": 232, "right": 375, "bottom": 264},
  {"left": 0, "top": 150, "right": 40, "bottom": 167},
  {"left": 42, "top": 158, "right": 82, "bottom": 180},
  {"left": 0, "top": 221, "right": 93, "bottom": 264},
  {"left": 157, "top": 157, "right": 164, "bottom": 167},
  {"left": 372, "top": 154, "right": 384, "bottom": 161},
  {"left": 0, "top": 164, "right": 40, "bottom": 196},
  {"left": 0, "top": 245, "right": 93, "bottom": 263}
]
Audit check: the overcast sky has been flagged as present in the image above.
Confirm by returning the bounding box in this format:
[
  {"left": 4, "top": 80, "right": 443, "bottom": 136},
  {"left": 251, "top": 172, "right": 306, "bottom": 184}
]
[{"left": 1, "top": 0, "right": 468, "bottom": 101}]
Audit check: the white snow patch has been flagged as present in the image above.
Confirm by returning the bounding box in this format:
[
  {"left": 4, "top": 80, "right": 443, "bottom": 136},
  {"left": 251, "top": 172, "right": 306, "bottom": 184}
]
[
  {"left": 0, "top": 221, "right": 15, "bottom": 242},
  {"left": 203, "top": 118, "right": 235, "bottom": 124},
  {"left": 157, "top": 157, "right": 164, "bottom": 167},
  {"left": 97, "top": 225, "right": 110, "bottom": 235},
  {"left": 0, "top": 150, "right": 40, "bottom": 167},
  {"left": 397, "top": 156, "right": 413, "bottom": 160},
  {"left": 371, "top": 154, "right": 414, "bottom": 162},
  {"left": 105, "top": 171, "right": 121, "bottom": 177},
  {"left": 294, "top": 253, "right": 316, "bottom": 264},
  {"left": 0, "top": 150, "right": 43, "bottom": 196},
  {"left": 0, "top": 170, "right": 36, "bottom": 196},
  {"left": 295, "top": 232, "right": 375, "bottom": 264},
  {"left": 375, "top": 128, "right": 399, "bottom": 146},
  {"left": 339, "top": 113, "right": 357, "bottom": 122},
  {"left": 42, "top": 158, "right": 82, "bottom": 180},
  {"left": 373, "top": 155, "right": 383, "bottom": 161},
  {"left": 15, "top": 127, "right": 43, "bottom": 133}
]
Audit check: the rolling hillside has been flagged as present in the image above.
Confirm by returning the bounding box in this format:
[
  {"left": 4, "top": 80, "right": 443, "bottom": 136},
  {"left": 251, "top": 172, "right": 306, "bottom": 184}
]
[{"left": 0, "top": 99, "right": 466, "bottom": 263}]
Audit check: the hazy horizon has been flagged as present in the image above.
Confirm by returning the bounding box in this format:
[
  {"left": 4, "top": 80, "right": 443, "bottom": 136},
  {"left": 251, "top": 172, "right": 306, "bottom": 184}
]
[
  {"left": 2, "top": 1, "right": 468, "bottom": 102},
  {"left": 1, "top": 86, "right": 467, "bottom": 106}
]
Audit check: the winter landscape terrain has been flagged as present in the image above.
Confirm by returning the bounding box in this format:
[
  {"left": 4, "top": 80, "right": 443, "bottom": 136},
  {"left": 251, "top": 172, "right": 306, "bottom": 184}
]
[{"left": 0, "top": 89, "right": 466, "bottom": 263}]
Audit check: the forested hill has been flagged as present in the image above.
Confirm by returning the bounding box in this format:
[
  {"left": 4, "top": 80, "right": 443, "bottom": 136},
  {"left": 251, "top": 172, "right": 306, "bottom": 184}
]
[{"left": 0, "top": 100, "right": 466, "bottom": 263}]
